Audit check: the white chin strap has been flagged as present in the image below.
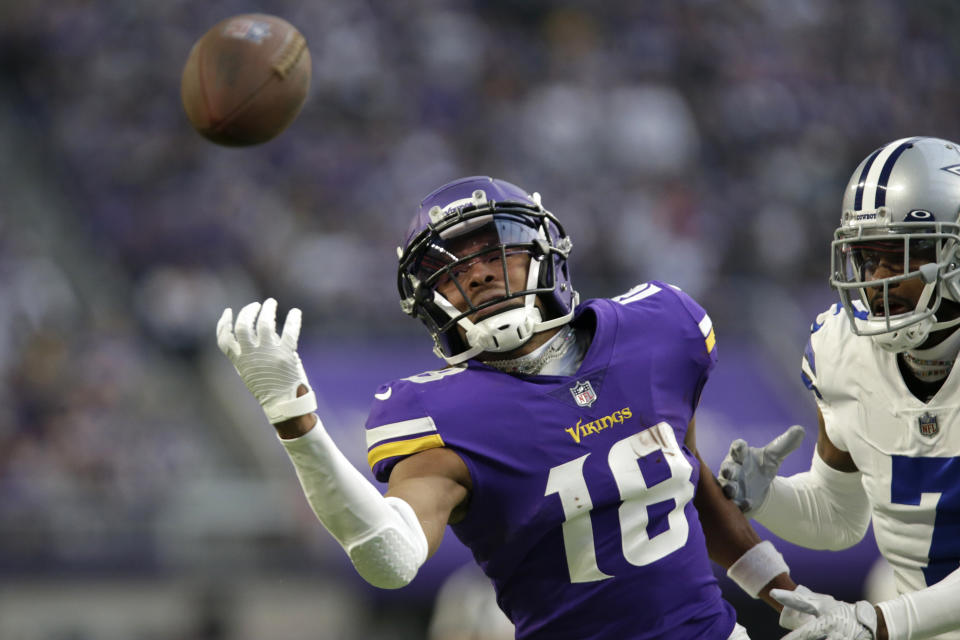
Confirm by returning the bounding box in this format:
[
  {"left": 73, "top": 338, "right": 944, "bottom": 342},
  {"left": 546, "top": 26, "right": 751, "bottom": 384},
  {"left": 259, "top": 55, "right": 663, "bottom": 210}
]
[
  {"left": 465, "top": 305, "right": 541, "bottom": 355},
  {"left": 866, "top": 276, "right": 960, "bottom": 352},
  {"left": 870, "top": 316, "right": 935, "bottom": 352},
  {"left": 433, "top": 293, "right": 576, "bottom": 366},
  {"left": 868, "top": 312, "right": 960, "bottom": 353},
  {"left": 442, "top": 303, "right": 575, "bottom": 365},
  {"left": 866, "top": 279, "right": 936, "bottom": 352},
  {"left": 430, "top": 287, "right": 545, "bottom": 365},
  {"left": 430, "top": 251, "right": 578, "bottom": 365}
]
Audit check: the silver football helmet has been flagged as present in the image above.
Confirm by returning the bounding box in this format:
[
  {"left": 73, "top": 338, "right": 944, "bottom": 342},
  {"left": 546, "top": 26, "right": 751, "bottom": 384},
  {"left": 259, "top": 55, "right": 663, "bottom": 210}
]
[{"left": 831, "top": 137, "right": 960, "bottom": 351}]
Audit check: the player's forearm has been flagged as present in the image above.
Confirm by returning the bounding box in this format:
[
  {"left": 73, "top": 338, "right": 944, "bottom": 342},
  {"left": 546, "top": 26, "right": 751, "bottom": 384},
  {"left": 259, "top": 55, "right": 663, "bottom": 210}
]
[
  {"left": 696, "top": 466, "right": 762, "bottom": 566},
  {"left": 876, "top": 565, "right": 960, "bottom": 640},
  {"left": 272, "top": 383, "right": 318, "bottom": 439},
  {"left": 280, "top": 416, "right": 428, "bottom": 588},
  {"left": 876, "top": 608, "right": 889, "bottom": 640},
  {"left": 695, "top": 454, "right": 794, "bottom": 607},
  {"left": 696, "top": 452, "right": 768, "bottom": 564},
  {"left": 753, "top": 450, "right": 870, "bottom": 550},
  {"left": 218, "top": 304, "right": 427, "bottom": 588},
  {"left": 274, "top": 409, "right": 318, "bottom": 439}
]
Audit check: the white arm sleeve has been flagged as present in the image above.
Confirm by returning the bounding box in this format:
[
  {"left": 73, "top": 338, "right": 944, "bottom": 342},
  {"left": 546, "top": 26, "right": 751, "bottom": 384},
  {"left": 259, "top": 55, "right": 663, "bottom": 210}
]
[
  {"left": 877, "top": 565, "right": 960, "bottom": 640},
  {"left": 280, "top": 416, "right": 428, "bottom": 589},
  {"left": 751, "top": 448, "right": 871, "bottom": 550}
]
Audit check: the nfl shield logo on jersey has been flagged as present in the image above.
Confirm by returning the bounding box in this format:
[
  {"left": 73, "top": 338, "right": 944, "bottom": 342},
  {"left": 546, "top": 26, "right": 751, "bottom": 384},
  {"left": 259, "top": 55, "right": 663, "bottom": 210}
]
[
  {"left": 918, "top": 412, "right": 939, "bottom": 438},
  {"left": 570, "top": 380, "right": 597, "bottom": 407}
]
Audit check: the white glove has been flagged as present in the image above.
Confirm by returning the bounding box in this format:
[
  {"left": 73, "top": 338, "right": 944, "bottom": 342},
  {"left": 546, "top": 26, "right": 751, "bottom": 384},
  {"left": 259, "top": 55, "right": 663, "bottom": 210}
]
[
  {"left": 775, "top": 585, "right": 840, "bottom": 630},
  {"left": 217, "top": 298, "right": 317, "bottom": 424},
  {"left": 717, "top": 424, "right": 805, "bottom": 516},
  {"left": 773, "top": 588, "right": 877, "bottom": 640}
]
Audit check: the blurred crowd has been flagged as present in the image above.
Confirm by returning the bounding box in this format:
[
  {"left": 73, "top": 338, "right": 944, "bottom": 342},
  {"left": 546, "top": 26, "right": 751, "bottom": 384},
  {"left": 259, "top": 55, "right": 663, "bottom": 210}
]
[{"left": 2, "top": 0, "right": 960, "bottom": 636}]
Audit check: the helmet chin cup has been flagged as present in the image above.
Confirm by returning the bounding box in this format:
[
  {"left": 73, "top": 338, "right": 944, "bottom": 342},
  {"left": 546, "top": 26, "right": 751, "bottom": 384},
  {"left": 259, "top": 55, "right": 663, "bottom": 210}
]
[
  {"left": 869, "top": 315, "right": 934, "bottom": 352},
  {"left": 464, "top": 306, "right": 542, "bottom": 354}
]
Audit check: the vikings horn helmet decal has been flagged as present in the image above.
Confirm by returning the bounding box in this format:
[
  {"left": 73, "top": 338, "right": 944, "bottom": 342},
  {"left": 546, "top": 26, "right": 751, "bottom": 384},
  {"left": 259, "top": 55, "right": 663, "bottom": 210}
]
[
  {"left": 831, "top": 137, "right": 960, "bottom": 352},
  {"left": 398, "top": 177, "right": 578, "bottom": 364}
]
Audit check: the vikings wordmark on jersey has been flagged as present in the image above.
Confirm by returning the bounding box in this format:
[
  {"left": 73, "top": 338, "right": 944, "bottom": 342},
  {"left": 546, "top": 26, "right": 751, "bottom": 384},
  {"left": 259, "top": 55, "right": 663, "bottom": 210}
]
[{"left": 364, "top": 282, "right": 733, "bottom": 640}]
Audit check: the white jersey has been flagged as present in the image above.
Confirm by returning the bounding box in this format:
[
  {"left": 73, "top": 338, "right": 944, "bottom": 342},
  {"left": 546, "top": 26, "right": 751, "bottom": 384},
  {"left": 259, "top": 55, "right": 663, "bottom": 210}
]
[{"left": 802, "top": 303, "right": 960, "bottom": 607}]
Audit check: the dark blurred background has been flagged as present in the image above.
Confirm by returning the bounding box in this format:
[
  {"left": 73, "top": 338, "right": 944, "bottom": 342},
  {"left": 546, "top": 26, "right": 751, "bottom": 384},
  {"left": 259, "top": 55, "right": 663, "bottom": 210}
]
[{"left": 2, "top": 0, "right": 958, "bottom": 638}]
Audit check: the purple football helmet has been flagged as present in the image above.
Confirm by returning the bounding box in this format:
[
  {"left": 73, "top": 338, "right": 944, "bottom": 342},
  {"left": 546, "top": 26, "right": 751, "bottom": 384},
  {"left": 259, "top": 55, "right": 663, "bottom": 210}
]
[{"left": 398, "top": 176, "right": 578, "bottom": 364}]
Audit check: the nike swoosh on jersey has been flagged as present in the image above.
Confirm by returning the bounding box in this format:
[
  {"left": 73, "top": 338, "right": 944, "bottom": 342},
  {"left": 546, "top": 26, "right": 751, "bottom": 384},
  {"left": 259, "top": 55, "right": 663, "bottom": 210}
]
[{"left": 374, "top": 387, "right": 392, "bottom": 400}]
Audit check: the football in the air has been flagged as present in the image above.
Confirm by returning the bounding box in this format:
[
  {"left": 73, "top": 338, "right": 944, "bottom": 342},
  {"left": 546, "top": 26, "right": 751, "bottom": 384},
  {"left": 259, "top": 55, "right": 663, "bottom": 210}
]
[{"left": 180, "top": 13, "right": 311, "bottom": 146}]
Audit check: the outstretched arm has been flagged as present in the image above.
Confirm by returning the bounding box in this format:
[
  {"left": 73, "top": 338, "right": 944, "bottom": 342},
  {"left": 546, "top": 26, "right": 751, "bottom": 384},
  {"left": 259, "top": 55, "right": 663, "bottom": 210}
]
[
  {"left": 276, "top": 407, "right": 471, "bottom": 559},
  {"left": 218, "top": 299, "right": 469, "bottom": 588},
  {"left": 751, "top": 411, "right": 870, "bottom": 550},
  {"left": 717, "top": 411, "right": 871, "bottom": 550}
]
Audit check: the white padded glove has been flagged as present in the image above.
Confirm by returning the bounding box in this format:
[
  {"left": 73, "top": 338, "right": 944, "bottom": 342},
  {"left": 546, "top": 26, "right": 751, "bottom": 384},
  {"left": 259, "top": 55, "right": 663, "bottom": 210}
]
[
  {"left": 717, "top": 424, "right": 805, "bottom": 516},
  {"left": 773, "top": 588, "right": 877, "bottom": 640},
  {"left": 217, "top": 298, "right": 317, "bottom": 424},
  {"left": 775, "top": 585, "right": 840, "bottom": 630}
]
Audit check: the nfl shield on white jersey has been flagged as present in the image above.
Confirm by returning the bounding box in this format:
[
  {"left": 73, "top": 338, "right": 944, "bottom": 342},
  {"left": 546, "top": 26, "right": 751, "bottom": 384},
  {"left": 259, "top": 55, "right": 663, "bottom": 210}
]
[{"left": 806, "top": 304, "right": 960, "bottom": 622}]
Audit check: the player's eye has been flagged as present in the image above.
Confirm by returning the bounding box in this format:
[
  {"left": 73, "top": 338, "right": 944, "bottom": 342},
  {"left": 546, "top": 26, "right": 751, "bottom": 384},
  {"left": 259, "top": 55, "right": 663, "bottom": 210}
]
[
  {"left": 449, "top": 264, "right": 471, "bottom": 279},
  {"left": 858, "top": 248, "right": 880, "bottom": 265},
  {"left": 449, "top": 254, "right": 498, "bottom": 278},
  {"left": 908, "top": 240, "right": 937, "bottom": 263}
]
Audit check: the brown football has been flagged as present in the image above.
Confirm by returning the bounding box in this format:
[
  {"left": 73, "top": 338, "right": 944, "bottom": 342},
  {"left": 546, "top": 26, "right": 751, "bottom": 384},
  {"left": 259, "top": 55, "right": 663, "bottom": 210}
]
[{"left": 180, "top": 13, "right": 311, "bottom": 146}]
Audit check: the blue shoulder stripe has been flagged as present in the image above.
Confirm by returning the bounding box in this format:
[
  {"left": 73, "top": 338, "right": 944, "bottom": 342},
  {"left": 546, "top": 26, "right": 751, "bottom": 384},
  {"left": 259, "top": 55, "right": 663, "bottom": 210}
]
[
  {"left": 803, "top": 338, "right": 816, "bottom": 377},
  {"left": 851, "top": 305, "right": 868, "bottom": 320},
  {"left": 801, "top": 370, "right": 822, "bottom": 400}
]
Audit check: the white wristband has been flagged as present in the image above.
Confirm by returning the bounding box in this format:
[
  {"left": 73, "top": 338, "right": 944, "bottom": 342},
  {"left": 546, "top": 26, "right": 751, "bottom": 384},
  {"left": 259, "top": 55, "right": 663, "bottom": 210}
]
[
  {"left": 265, "top": 388, "right": 317, "bottom": 424},
  {"left": 727, "top": 540, "right": 790, "bottom": 598}
]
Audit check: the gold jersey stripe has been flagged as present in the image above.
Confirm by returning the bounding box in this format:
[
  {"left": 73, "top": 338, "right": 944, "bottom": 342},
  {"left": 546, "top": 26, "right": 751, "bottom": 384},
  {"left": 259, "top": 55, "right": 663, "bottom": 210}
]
[
  {"left": 367, "top": 433, "right": 445, "bottom": 469},
  {"left": 705, "top": 327, "right": 716, "bottom": 354},
  {"left": 366, "top": 416, "right": 437, "bottom": 448}
]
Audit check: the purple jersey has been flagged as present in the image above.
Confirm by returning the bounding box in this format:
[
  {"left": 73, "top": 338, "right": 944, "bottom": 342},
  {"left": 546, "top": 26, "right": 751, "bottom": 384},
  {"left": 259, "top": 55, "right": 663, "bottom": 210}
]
[{"left": 364, "top": 282, "right": 734, "bottom": 640}]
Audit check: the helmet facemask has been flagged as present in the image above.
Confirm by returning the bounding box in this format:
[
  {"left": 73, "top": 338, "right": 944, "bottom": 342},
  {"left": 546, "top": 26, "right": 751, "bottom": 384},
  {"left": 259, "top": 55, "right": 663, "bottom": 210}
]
[
  {"left": 830, "top": 137, "right": 960, "bottom": 352},
  {"left": 831, "top": 215, "right": 960, "bottom": 351},
  {"left": 398, "top": 182, "right": 577, "bottom": 364}
]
